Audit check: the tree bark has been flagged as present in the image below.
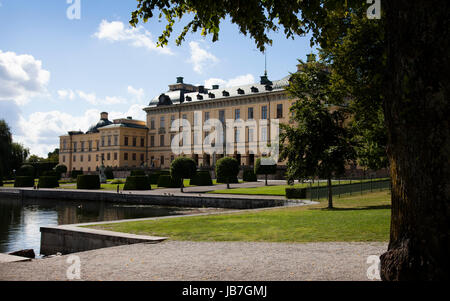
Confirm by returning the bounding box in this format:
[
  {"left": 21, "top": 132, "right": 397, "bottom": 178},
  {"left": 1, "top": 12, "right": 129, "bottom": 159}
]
[
  {"left": 327, "top": 177, "right": 333, "bottom": 209},
  {"left": 265, "top": 174, "right": 268, "bottom": 186},
  {"left": 180, "top": 178, "right": 184, "bottom": 193},
  {"left": 380, "top": 1, "right": 450, "bottom": 280}
]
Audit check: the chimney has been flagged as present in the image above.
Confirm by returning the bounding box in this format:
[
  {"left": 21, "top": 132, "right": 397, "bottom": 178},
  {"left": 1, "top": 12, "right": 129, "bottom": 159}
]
[
  {"left": 100, "top": 112, "right": 108, "bottom": 120},
  {"left": 127, "top": 116, "right": 132, "bottom": 120},
  {"left": 212, "top": 84, "right": 219, "bottom": 90},
  {"left": 198, "top": 85, "right": 205, "bottom": 93},
  {"left": 176, "top": 77, "right": 184, "bottom": 84}
]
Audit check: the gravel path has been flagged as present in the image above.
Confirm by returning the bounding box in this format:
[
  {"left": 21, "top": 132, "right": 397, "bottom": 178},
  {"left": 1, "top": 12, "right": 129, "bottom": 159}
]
[{"left": 0, "top": 241, "right": 386, "bottom": 281}]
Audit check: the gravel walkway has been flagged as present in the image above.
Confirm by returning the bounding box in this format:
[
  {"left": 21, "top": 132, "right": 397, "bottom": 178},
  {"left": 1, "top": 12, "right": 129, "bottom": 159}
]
[{"left": 0, "top": 241, "right": 386, "bottom": 281}]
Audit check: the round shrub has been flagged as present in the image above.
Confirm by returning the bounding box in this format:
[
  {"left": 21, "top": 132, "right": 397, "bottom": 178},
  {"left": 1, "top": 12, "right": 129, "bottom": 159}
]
[
  {"left": 190, "top": 171, "right": 213, "bottom": 186},
  {"left": 104, "top": 167, "right": 114, "bottom": 179},
  {"left": 54, "top": 164, "right": 67, "bottom": 179},
  {"left": 130, "top": 169, "right": 145, "bottom": 176},
  {"left": 123, "top": 176, "right": 150, "bottom": 190},
  {"left": 71, "top": 170, "right": 83, "bottom": 179},
  {"left": 77, "top": 175, "right": 100, "bottom": 190},
  {"left": 215, "top": 157, "right": 239, "bottom": 187},
  {"left": 14, "top": 176, "right": 34, "bottom": 187},
  {"left": 243, "top": 169, "right": 258, "bottom": 182},
  {"left": 39, "top": 176, "right": 59, "bottom": 188},
  {"left": 170, "top": 157, "right": 197, "bottom": 180},
  {"left": 157, "top": 175, "right": 182, "bottom": 188},
  {"left": 17, "top": 165, "right": 35, "bottom": 177}
]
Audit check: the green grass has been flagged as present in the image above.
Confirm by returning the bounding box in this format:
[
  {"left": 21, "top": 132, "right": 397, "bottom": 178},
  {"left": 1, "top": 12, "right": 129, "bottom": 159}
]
[
  {"left": 87, "top": 191, "right": 391, "bottom": 242},
  {"left": 209, "top": 178, "right": 388, "bottom": 196}
]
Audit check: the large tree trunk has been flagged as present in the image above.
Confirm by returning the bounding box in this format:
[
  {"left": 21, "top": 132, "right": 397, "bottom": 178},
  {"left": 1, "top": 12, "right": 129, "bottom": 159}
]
[{"left": 380, "top": 1, "right": 450, "bottom": 280}]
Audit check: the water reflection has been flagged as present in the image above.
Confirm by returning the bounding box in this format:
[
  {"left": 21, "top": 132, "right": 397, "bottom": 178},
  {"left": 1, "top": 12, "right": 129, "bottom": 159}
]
[{"left": 0, "top": 198, "right": 189, "bottom": 256}]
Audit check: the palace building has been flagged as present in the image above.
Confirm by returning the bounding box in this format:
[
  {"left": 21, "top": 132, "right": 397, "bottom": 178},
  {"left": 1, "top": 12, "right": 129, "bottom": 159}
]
[
  {"left": 59, "top": 71, "right": 299, "bottom": 172},
  {"left": 59, "top": 112, "right": 149, "bottom": 172}
]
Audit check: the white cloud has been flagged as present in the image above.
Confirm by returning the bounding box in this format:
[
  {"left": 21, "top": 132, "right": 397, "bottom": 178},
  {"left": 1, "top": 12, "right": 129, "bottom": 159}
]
[
  {"left": 188, "top": 41, "right": 218, "bottom": 74},
  {"left": 15, "top": 104, "right": 147, "bottom": 157},
  {"left": 127, "top": 85, "right": 144, "bottom": 101},
  {"left": 0, "top": 50, "right": 50, "bottom": 105},
  {"left": 94, "top": 20, "right": 173, "bottom": 55},
  {"left": 57, "top": 89, "right": 75, "bottom": 100},
  {"left": 204, "top": 74, "right": 255, "bottom": 88},
  {"left": 68, "top": 90, "right": 126, "bottom": 105}
]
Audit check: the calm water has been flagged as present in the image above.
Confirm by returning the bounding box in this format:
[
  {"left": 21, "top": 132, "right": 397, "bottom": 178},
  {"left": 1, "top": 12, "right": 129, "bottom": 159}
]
[{"left": 0, "top": 197, "right": 190, "bottom": 256}]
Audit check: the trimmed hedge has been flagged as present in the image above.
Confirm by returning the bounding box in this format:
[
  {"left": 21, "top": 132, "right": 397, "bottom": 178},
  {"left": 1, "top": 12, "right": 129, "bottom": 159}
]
[
  {"left": 285, "top": 188, "right": 307, "bottom": 199},
  {"left": 77, "top": 175, "right": 100, "bottom": 190},
  {"left": 104, "top": 167, "right": 114, "bottom": 179},
  {"left": 39, "top": 176, "right": 59, "bottom": 188},
  {"left": 243, "top": 169, "right": 258, "bottom": 182},
  {"left": 149, "top": 170, "right": 170, "bottom": 184},
  {"left": 71, "top": 170, "right": 83, "bottom": 179},
  {"left": 123, "top": 175, "right": 151, "bottom": 190},
  {"left": 0, "top": 176, "right": 3, "bottom": 186},
  {"left": 16, "top": 165, "right": 35, "bottom": 177},
  {"left": 157, "top": 175, "right": 182, "bottom": 188},
  {"left": 190, "top": 171, "right": 213, "bottom": 186},
  {"left": 215, "top": 157, "right": 239, "bottom": 185},
  {"left": 14, "top": 176, "right": 35, "bottom": 188},
  {"left": 130, "top": 170, "right": 145, "bottom": 176}
]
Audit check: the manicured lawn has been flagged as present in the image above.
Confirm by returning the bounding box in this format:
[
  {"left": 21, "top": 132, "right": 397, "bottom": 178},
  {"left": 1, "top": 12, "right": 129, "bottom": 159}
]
[
  {"left": 209, "top": 178, "right": 388, "bottom": 196},
  {"left": 87, "top": 191, "right": 391, "bottom": 242}
]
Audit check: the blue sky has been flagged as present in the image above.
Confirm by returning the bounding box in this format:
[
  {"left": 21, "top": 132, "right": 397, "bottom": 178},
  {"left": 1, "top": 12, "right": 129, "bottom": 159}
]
[{"left": 0, "top": 0, "right": 316, "bottom": 157}]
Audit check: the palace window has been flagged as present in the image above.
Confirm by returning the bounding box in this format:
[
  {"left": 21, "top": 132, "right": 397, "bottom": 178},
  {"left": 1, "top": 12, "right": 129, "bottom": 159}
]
[
  {"left": 88, "top": 141, "right": 92, "bottom": 151},
  {"left": 101, "top": 137, "right": 105, "bottom": 147},
  {"left": 124, "top": 153, "right": 128, "bottom": 161},
  {"left": 107, "top": 153, "right": 111, "bottom": 160},
  {"left": 133, "top": 137, "right": 137, "bottom": 147},
  {"left": 277, "top": 104, "right": 283, "bottom": 118},
  {"left": 80, "top": 155, "right": 83, "bottom": 162},
  {"left": 114, "top": 135, "right": 118, "bottom": 146},
  {"left": 141, "top": 137, "right": 145, "bottom": 147},
  {"left": 235, "top": 109, "right": 240, "bottom": 120},
  {"left": 160, "top": 116, "right": 165, "bottom": 129},
  {"left": 114, "top": 153, "right": 118, "bottom": 160},
  {"left": 160, "top": 135, "right": 165, "bottom": 146},
  {"left": 248, "top": 107, "right": 254, "bottom": 120},
  {"left": 204, "top": 112, "right": 210, "bottom": 121},
  {"left": 108, "top": 136, "right": 111, "bottom": 146},
  {"left": 150, "top": 135, "right": 155, "bottom": 147},
  {"left": 73, "top": 142, "right": 77, "bottom": 152},
  {"left": 150, "top": 118, "right": 155, "bottom": 130},
  {"left": 132, "top": 153, "right": 136, "bottom": 161},
  {"left": 124, "top": 136, "right": 129, "bottom": 146},
  {"left": 88, "top": 154, "right": 91, "bottom": 162},
  {"left": 261, "top": 106, "right": 268, "bottom": 119},
  {"left": 140, "top": 154, "right": 144, "bottom": 162}
]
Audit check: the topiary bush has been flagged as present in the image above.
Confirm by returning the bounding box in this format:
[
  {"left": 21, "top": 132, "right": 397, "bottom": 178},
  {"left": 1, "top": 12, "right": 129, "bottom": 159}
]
[
  {"left": 104, "top": 167, "right": 114, "bottom": 179},
  {"left": 123, "top": 175, "right": 151, "bottom": 190},
  {"left": 148, "top": 172, "right": 160, "bottom": 185},
  {"left": 243, "top": 169, "right": 258, "bottom": 182},
  {"left": 285, "top": 187, "right": 307, "bottom": 199},
  {"left": 190, "top": 171, "right": 213, "bottom": 186},
  {"left": 77, "top": 175, "right": 100, "bottom": 190},
  {"left": 157, "top": 175, "right": 182, "bottom": 188},
  {"left": 14, "top": 176, "right": 34, "bottom": 187},
  {"left": 39, "top": 176, "right": 59, "bottom": 188},
  {"left": 130, "top": 169, "right": 145, "bottom": 176},
  {"left": 255, "top": 157, "right": 277, "bottom": 186},
  {"left": 16, "top": 165, "right": 35, "bottom": 177},
  {"left": 54, "top": 164, "right": 67, "bottom": 179},
  {"left": 170, "top": 157, "right": 197, "bottom": 192},
  {"left": 71, "top": 170, "right": 83, "bottom": 179},
  {"left": 215, "top": 157, "right": 239, "bottom": 188}
]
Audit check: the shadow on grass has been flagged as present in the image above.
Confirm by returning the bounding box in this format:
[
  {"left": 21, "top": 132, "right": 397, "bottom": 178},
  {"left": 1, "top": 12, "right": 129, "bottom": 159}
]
[{"left": 311, "top": 205, "right": 391, "bottom": 211}]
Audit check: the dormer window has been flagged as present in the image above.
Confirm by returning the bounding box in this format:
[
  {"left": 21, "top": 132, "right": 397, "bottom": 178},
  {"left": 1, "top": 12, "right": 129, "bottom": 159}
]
[
  {"left": 208, "top": 92, "right": 215, "bottom": 99},
  {"left": 197, "top": 94, "right": 203, "bottom": 100},
  {"left": 251, "top": 86, "right": 259, "bottom": 93},
  {"left": 186, "top": 96, "right": 192, "bottom": 102},
  {"left": 237, "top": 88, "right": 245, "bottom": 95},
  {"left": 265, "top": 85, "right": 273, "bottom": 91},
  {"left": 222, "top": 90, "right": 230, "bottom": 97}
]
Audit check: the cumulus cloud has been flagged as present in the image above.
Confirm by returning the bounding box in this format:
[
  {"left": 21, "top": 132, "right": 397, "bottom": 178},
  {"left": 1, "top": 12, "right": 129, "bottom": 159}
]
[
  {"left": 57, "top": 89, "right": 75, "bottom": 100},
  {"left": 15, "top": 103, "right": 147, "bottom": 157},
  {"left": 127, "top": 85, "right": 144, "bottom": 102},
  {"left": 94, "top": 20, "right": 173, "bottom": 55},
  {"left": 188, "top": 41, "right": 218, "bottom": 74},
  {"left": 0, "top": 50, "right": 50, "bottom": 105},
  {"left": 204, "top": 74, "right": 255, "bottom": 88}
]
